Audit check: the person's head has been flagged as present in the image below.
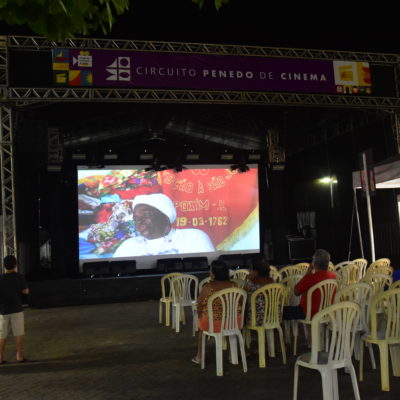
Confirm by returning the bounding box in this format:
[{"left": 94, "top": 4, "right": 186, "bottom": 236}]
[
  {"left": 210, "top": 260, "right": 230, "bottom": 281},
  {"left": 311, "top": 249, "right": 330, "bottom": 270},
  {"left": 4, "top": 255, "right": 17, "bottom": 271},
  {"left": 249, "top": 256, "right": 270, "bottom": 278},
  {"left": 132, "top": 194, "right": 176, "bottom": 240}
]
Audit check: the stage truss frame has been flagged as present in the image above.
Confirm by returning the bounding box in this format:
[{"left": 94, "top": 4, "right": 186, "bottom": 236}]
[{"left": 0, "top": 35, "right": 399, "bottom": 260}]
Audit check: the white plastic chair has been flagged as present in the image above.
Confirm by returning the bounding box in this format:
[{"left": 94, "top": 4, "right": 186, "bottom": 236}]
[
  {"left": 294, "top": 279, "right": 338, "bottom": 356},
  {"left": 280, "top": 265, "right": 305, "bottom": 279},
  {"left": 334, "top": 283, "right": 375, "bottom": 363},
  {"left": 159, "top": 272, "right": 182, "bottom": 326},
  {"left": 244, "top": 283, "right": 287, "bottom": 367},
  {"left": 352, "top": 258, "right": 368, "bottom": 280},
  {"left": 269, "top": 265, "right": 282, "bottom": 282},
  {"left": 365, "top": 264, "right": 394, "bottom": 276},
  {"left": 201, "top": 287, "right": 247, "bottom": 376},
  {"left": 360, "top": 288, "right": 400, "bottom": 391},
  {"left": 294, "top": 301, "right": 361, "bottom": 400},
  {"left": 293, "top": 262, "right": 310, "bottom": 274},
  {"left": 390, "top": 279, "right": 400, "bottom": 290},
  {"left": 360, "top": 273, "right": 392, "bottom": 297},
  {"left": 334, "top": 260, "right": 351, "bottom": 272},
  {"left": 337, "top": 263, "right": 361, "bottom": 288},
  {"left": 230, "top": 269, "right": 249, "bottom": 280},
  {"left": 170, "top": 274, "right": 198, "bottom": 334},
  {"left": 281, "top": 273, "right": 303, "bottom": 354},
  {"left": 199, "top": 276, "right": 211, "bottom": 293}
]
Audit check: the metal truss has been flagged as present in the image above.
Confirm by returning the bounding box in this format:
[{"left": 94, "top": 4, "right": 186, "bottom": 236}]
[
  {"left": 47, "top": 127, "right": 63, "bottom": 163},
  {"left": 0, "top": 104, "right": 17, "bottom": 264},
  {"left": 7, "top": 35, "right": 399, "bottom": 65},
  {"left": 7, "top": 87, "right": 400, "bottom": 110}
]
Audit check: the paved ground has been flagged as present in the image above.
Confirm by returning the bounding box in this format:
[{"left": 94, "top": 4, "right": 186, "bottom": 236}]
[{"left": 0, "top": 300, "right": 399, "bottom": 400}]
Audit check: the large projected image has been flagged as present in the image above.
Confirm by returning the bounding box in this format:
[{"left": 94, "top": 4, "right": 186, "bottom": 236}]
[{"left": 78, "top": 166, "right": 259, "bottom": 260}]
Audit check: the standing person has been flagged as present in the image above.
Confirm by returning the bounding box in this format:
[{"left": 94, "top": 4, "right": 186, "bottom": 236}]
[{"left": 0, "top": 255, "right": 29, "bottom": 363}]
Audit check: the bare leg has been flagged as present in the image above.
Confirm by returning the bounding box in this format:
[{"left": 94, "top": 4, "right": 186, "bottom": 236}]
[
  {"left": 15, "top": 335, "right": 24, "bottom": 361},
  {"left": 0, "top": 338, "right": 6, "bottom": 362},
  {"left": 193, "top": 331, "right": 202, "bottom": 362}
]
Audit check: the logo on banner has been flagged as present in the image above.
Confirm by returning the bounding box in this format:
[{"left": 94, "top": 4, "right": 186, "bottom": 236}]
[{"left": 106, "top": 57, "right": 131, "bottom": 81}]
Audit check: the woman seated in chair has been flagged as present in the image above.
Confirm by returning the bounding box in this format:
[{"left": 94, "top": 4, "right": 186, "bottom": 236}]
[
  {"left": 192, "top": 260, "right": 237, "bottom": 364},
  {"left": 244, "top": 256, "right": 274, "bottom": 326}
]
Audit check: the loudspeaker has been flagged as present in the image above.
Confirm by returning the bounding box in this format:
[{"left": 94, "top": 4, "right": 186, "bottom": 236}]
[
  {"left": 183, "top": 257, "right": 209, "bottom": 271},
  {"left": 218, "top": 254, "right": 245, "bottom": 269},
  {"left": 82, "top": 261, "right": 111, "bottom": 278},
  {"left": 156, "top": 258, "right": 183, "bottom": 273},
  {"left": 287, "top": 238, "right": 316, "bottom": 262},
  {"left": 110, "top": 260, "right": 136, "bottom": 277}
]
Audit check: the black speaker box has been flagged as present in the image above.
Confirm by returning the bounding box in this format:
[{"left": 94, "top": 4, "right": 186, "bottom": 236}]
[
  {"left": 110, "top": 260, "right": 136, "bottom": 277},
  {"left": 82, "top": 261, "right": 111, "bottom": 278}
]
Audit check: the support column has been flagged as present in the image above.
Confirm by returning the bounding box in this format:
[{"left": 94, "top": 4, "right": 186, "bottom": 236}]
[{"left": 0, "top": 104, "right": 17, "bottom": 266}]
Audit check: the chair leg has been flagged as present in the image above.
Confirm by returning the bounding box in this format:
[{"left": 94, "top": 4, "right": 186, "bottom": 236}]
[
  {"left": 378, "top": 342, "right": 390, "bottom": 391},
  {"left": 257, "top": 328, "right": 266, "bottom": 368},
  {"left": 359, "top": 338, "right": 365, "bottom": 382},
  {"left": 320, "top": 370, "right": 333, "bottom": 400},
  {"left": 228, "top": 335, "right": 238, "bottom": 365},
  {"left": 159, "top": 301, "right": 163, "bottom": 324},
  {"left": 165, "top": 302, "right": 171, "bottom": 327},
  {"left": 201, "top": 333, "right": 206, "bottom": 369},
  {"left": 389, "top": 344, "right": 400, "bottom": 377},
  {"left": 347, "top": 362, "right": 361, "bottom": 400},
  {"left": 244, "top": 327, "right": 251, "bottom": 349},
  {"left": 175, "top": 306, "right": 180, "bottom": 333},
  {"left": 331, "top": 369, "right": 339, "bottom": 400},
  {"left": 353, "top": 333, "right": 360, "bottom": 360},
  {"left": 215, "top": 335, "right": 224, "bottom": 376},
  {"left": 237, "top": 333, "right": 248, "bottom": 373},
  {"left": 293, "top": 361, "right": 300, "bottom": 400},
  {"left": 266, "top": 330, "right": 275, "bottom": 357},
  {"left": 277, "top": 326, "right": 287, "bottom": 364},
  {"left": 293, "top": 321, "right": 298, "bottom": 356},
  {"left": 367, "top": 342, "right": 376, "bottom": 369}
]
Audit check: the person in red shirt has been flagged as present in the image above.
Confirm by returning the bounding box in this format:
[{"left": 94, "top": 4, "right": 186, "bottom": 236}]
[{"left": 283, "top": 249, "right": 337, "bottom": 320}]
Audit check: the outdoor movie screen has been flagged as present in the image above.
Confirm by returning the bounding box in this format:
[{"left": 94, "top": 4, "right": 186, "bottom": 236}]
[{"left": 77, "top": 166, "right": 260, "bottom": 261}]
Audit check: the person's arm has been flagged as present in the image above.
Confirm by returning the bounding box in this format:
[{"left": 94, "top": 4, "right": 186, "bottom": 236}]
[
  {"left": 197, "top": 284, "right": 211, "bottom": 316},
  {"left": 294, "top": 264, "right": 314, "bottom": 296}
]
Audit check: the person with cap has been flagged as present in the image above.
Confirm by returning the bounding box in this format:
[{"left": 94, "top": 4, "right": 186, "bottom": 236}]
[{"left": 113, "top": 193, "right": 215, "bottom": 257}]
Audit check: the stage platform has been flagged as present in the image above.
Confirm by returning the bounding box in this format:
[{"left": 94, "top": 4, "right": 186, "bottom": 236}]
[{"left": 28, "top": 271, "right": 209, "bottom": 308}]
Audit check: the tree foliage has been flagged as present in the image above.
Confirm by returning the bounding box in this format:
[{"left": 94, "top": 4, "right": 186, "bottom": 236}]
[{"left": 0, "top": 0, "right": 129, "bottom": 41}]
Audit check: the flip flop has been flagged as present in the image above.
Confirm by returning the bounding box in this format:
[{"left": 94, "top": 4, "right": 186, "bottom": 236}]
[{"left": 191, "top": 357, "right": 200, "bottom": 365}]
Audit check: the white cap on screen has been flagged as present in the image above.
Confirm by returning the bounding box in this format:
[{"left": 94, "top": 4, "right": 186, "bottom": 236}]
[{"left": 132, "top": 193, "right": 177, "bottom": 224}]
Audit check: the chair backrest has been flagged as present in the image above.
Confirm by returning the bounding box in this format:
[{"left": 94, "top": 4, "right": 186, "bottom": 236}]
[
  {"left": 281, "top": 274, "right": 303, "bottom": 306},
  {"left": 280, "top": 265, "right": 305, "bottom": 279},
  {"left": 161, "top": 272, "right": 182, "bottom": 298},
  {"left": 360, "top": 273, "right": 393, "bottom": 297},
  {"left": 304, "top": 279, "right": 338, "bottom": 321},
  {"left": 390, "top": 279, "right": 400, "bottom": 290},
  {"left": 328, "top": 261, "right": 336, "bottom": 272},
  {"left": 293, "top": 262, "right": 310, "bottom": 274},
  {"left": 310, "top": 301, "right": 360, "bottom": 365},
  {"left": 370, "top": 288, "right": 400, "bottom": 341},
  {"left": 338, "top": 263, "right": 361, "bottom": 287},
  {"left": 207, "top": 287, "right": 247, "bottom": 333},
  {"left": 334, "top": 261, "right": 351, "bottom": 272},
  {"left": 199, "top": 276, "right": 211, "bottom": 293},
  {"left": 352, "top": 258, "right": 368, "bottom": 279},
  {"left": 270, "top": 268, "right": 282, "bottom": 283},
  {"left": 334, "top": 282, "right": 372, "bottom": 332},
  {"left": 375, "top": 258, "right": 391, "bottom": 266},
  {"left": 365, "top": 264, "right": 394, "bottom": 276},
  {"left": 230, "top": 269, "right": 249, "bottom": 281},
  {"left": 249, "top": 283, "right": 286, "bottom": 327},
  {"left": 170, "top": 274, "right": 199, "bottom": 306}
]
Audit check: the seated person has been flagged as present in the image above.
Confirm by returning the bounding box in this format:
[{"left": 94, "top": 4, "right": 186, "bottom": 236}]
[
  {"left": 192, "top": 260, "right": 238, "bottom": 364},
  {"left": 245, "top": 256, "right": 274, "bottom": 326},
  {"left": 283, "top": 248, "right": 337, "bottom": 321},
  {"left": 113, "top": 193, "right": 215, "bottom": 257}
]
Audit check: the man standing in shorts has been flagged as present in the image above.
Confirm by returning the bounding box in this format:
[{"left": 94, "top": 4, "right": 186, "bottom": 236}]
[{"left": 0, "top": 255, "right": 29, "bottom": 363}]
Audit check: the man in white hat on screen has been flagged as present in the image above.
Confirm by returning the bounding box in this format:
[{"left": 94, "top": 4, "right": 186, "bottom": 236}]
[{"left": 113, "top": 193, "right": 215, "bottom": 257}]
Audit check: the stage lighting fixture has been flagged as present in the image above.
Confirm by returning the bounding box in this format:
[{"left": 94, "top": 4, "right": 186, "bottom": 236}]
[
  {"left": 104, "top": 153, "right": 118, "bottom": 160},
  {"left": 72, "top": 153, "right": 86, "bottom": 160},
  {"left": 221, "top": 153, "right": 234, "bottom": 161},
  {"left": 248, "top": 153, "right": 261, "bottom": 161},
  {"left": 186, "top": 153, "right": 199, "bottom": 161},
  {"left": 271, "top": 164, "right": 285, "bottom": 171},
  {"left": 140, "top": 152, "right": 154, "bottom": 161},
  {"left": 47, "top": 164, "right": 62, "bottom": 172}
]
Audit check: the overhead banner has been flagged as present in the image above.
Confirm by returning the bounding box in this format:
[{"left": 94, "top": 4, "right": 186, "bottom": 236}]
[{"left": 52, "top": 48, "right": 371, "bottom": 95}]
